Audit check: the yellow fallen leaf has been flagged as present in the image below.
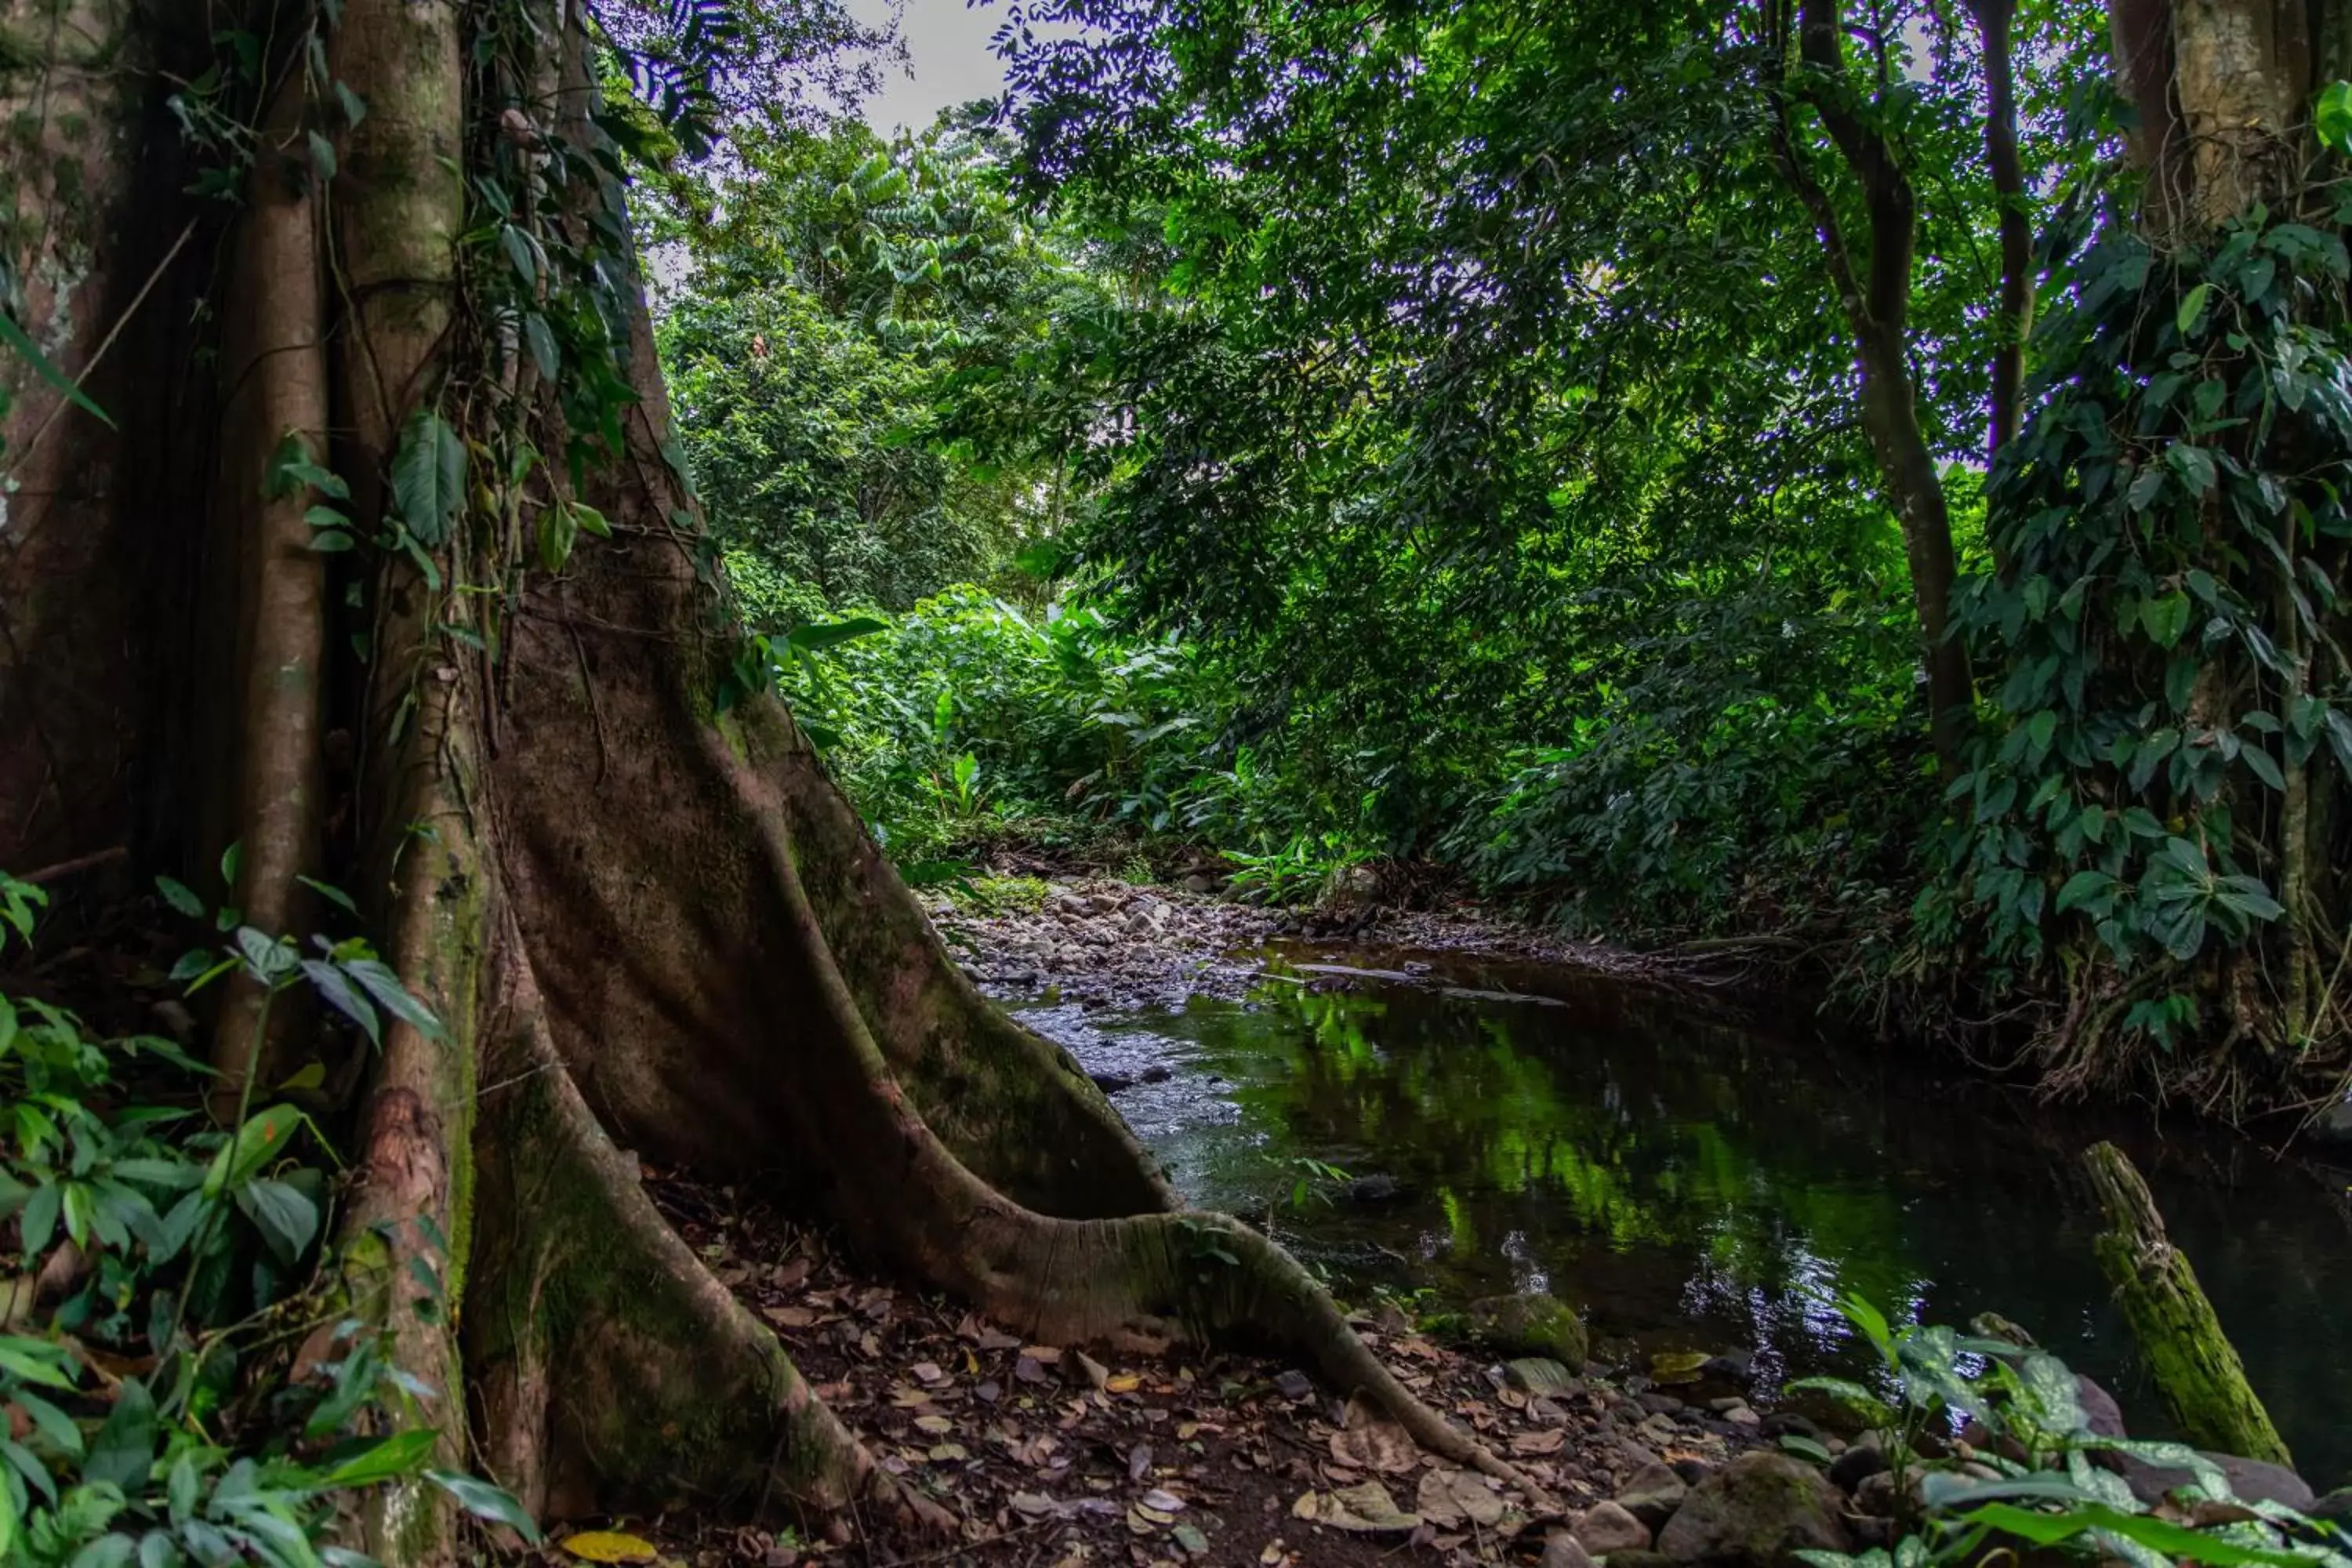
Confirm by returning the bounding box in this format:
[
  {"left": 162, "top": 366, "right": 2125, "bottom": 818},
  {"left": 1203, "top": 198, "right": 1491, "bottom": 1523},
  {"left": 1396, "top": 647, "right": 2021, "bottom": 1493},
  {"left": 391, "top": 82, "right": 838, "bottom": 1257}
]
[
  {"left": 561, "top": 1531, "right": 659, "bottom": 1564},
  {"left": 913, "top": 1414, "right": 954, "bottom": 1434},
  {"left": 1105, "top": 1374, "right": 1142, "bottom": 1395}
]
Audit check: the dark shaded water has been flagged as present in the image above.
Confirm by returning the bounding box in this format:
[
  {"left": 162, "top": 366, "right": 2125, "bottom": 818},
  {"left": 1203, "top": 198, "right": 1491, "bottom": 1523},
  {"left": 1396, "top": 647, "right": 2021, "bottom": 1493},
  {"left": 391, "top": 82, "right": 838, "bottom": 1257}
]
[{"left": 1021, "top": 949, "right": 2352, "bottom": 1486}]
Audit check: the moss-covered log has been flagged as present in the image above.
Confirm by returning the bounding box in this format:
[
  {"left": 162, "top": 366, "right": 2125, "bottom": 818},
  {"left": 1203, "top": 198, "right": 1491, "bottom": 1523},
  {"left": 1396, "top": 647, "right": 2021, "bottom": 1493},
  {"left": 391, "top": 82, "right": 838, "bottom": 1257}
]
[{"left": 2081, "top": 1142, "right": 2291, "bottom": 1466}]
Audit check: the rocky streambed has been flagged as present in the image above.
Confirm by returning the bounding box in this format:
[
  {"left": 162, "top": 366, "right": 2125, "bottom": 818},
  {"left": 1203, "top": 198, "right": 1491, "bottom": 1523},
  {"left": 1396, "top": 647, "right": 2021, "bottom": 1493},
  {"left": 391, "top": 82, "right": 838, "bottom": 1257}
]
[{"left": 916, "top": 873, "right": 2352, "bottom": 1563}]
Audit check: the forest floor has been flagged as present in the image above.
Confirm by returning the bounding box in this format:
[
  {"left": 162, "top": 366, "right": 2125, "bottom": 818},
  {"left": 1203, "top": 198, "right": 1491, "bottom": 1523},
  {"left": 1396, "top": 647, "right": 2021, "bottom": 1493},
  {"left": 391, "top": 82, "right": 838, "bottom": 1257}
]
[{"left": 595, "top": 1169, "right": 1773, "bottom": 1568}]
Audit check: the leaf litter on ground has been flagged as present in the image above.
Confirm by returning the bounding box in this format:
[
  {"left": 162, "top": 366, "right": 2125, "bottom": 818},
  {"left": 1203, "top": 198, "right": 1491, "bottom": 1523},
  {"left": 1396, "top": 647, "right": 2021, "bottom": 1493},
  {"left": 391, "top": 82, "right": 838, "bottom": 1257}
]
[{"left": 546, "top": 1170, "right": 1722, "bottom": 1567}]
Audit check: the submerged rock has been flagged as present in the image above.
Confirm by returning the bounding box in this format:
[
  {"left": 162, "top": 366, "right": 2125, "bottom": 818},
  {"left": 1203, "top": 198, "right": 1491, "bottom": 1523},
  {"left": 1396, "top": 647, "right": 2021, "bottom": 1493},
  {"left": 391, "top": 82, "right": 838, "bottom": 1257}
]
[
  {"left": 1657, "top": 1451, "right": 1853, "bottom": 1566},
  {"left": 1468, "top": 1290, "right": 1590, "bottom": 1367}
]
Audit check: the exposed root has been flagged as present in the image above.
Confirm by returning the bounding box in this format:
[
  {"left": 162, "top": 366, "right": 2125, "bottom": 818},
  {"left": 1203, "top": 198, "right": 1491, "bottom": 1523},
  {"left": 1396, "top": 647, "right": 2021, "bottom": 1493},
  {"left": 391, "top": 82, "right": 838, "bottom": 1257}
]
[{"left": 466, "top": 935, "right": 949, "bottom": 1530}]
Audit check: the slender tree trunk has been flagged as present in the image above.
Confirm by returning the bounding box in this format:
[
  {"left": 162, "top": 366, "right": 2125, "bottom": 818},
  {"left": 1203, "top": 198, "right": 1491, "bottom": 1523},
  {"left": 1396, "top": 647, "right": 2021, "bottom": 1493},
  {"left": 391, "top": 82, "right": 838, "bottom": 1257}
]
[
  {"left": 1767, "top": 0, "right": 1976, "bottom": 775},
  {"left": 1971, "top": 0, "right": 2034, "bottom": 463}
]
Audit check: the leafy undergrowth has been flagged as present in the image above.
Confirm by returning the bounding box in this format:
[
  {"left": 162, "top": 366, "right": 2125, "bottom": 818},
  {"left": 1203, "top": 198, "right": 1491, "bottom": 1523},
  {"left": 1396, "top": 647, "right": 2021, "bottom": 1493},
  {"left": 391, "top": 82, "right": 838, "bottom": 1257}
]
[{"left": 615, "top": 1173, "right": 1715, "bottom": 1567}]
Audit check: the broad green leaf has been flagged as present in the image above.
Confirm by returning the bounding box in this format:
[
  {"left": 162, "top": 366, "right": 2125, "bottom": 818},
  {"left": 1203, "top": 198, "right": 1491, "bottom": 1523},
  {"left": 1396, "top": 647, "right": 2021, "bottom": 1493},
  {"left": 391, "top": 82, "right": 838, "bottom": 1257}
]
[
  {"left": 2176, "top": 281, "right": 2212, "bottom": 337},
  {"left": 85, "top": 1377, "right": 157, "bottom": 1490},
  {"left": 317, "top": 1428, "right": 437, "bottom": 1488},
  {"left": 426, "top": 1469, "right": 541, "bottom": 1542},
  {"left": 390, "top": 408, "right": 466, "bottom": 546}
]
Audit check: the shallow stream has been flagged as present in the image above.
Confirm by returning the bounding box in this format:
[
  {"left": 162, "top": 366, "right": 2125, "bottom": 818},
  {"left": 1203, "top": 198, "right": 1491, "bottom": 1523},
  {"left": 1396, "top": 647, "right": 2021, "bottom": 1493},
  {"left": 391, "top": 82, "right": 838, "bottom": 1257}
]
[{"left": 1018, "top": 946, "right": 2352, "bottom": 1486}]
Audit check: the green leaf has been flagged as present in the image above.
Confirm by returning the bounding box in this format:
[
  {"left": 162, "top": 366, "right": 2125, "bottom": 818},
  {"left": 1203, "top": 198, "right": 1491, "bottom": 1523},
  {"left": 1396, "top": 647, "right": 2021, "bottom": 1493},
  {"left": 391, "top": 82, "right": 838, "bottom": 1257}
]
[
  {"left": 202, "top": 1102, "right": 303, "bottom": 1196},
  {"left": 537, "top": 503, "right": 577, "bottom": 572},
  {"left": 2141, "top": 592, "right": 2193, "bottom": 649},
  {"left": 568, "top": 500, "right": 610, "bottom": 538},
  {"left": 785, "top": 616, "right": 890, "bottom": 653},
  {"left": 426, "top": 1469, "right": 541, "bottom": 1542},
  {"left": 1956, "top": 1501, "right": 2307, "bottom": 1567},
  {"left": 235, "top": 1175, "right": 321, "bottom": 1264},
  {"left": 300, "top": 960, "right": 381, "bottom": 1047},
  {"left": 524, "top": 313, "right": 559, "bottom": 379},
  {"left": 317, "top": 1428, "right": 437, "bottom": 1488},
  {"left": 335, "top": 80, "right": 367, "bottom": 126},
  {"left": 342, "top": 959, "right": 445, "bottom": 1040},
  {"left": 154, "top": 877, "right": 205, "bottom": 919},
  {"left": 307, "top": 130, "right": 337, "bottom": 182},
  {"left": 2176, "top": 281, "right": 2212, "bottom": 338},
  {"left": 389, "top": 408, "right": 466, "bottom": 546},
  {"left": 2318, "top": 80, "right": 2352, "bottom": 151},
  {"left": 2056, "top": 869, "right": 2115, "bottom": 915},
  {"left": 85, "top": 1378, "right": 156, "bottom": 1490},
  {"left": 0, "top": 310, "right": 113, "bottom": 427}
]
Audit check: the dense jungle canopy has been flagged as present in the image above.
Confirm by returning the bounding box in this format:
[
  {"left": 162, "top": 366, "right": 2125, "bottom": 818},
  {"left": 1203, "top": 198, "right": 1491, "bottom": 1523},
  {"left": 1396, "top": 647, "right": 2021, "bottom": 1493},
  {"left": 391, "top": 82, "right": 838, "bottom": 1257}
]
[{"left": 4, "top": 0, "right": 2352, "bottom": 1561}]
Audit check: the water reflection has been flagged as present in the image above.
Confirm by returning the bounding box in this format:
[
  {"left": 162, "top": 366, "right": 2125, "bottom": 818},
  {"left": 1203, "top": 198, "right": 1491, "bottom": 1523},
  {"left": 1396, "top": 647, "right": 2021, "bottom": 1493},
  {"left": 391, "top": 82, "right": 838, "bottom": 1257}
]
[{"left": 1024, "top": 954, "right": 2352, "bottom": 1486}]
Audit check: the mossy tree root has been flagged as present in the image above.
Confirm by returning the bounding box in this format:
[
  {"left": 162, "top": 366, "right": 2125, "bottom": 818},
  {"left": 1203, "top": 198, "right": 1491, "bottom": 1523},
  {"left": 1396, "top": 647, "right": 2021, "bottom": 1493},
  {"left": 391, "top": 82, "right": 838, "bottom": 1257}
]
[{"left": 466, "top": 928, "right": 943, "bottom": 1530}]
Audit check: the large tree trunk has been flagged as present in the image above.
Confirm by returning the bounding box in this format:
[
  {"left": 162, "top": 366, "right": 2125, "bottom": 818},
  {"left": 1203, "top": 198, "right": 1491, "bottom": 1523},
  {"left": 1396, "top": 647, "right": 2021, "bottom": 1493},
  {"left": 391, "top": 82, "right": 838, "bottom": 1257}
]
[{"left": 0, "top": 0, "right": 1534, "bottom": 1559}]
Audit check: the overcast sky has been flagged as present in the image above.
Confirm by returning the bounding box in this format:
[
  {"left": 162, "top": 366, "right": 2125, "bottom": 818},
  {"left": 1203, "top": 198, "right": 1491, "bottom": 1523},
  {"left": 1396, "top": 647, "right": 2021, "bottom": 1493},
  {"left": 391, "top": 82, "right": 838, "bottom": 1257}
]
[{"left": 851, "top": 0, "right": 1021, "bottom": 135}]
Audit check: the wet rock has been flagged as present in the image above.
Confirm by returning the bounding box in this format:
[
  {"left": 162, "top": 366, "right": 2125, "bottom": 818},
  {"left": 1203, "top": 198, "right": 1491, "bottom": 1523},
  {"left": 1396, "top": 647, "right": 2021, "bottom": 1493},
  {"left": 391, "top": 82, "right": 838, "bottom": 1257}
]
[
  {"left": 1139, "top": 1065, "right": 1173, "bottom": 1084},
  {"left": 1344, "top": 1173, "right": 1407, "bottom": 1204},
  {"left": 1828, "top": 1445, "right": 1889, "bottom": 1495},
  {"left": 1088, "top": 1072, "right": 1135, "bottom": 1094},
  {"left": 1757, "top": 1410, "right": 1823, "bottom": 1443},
  {"left": 1540, "top": 1533, "right": 1599, "bottom": 1568},
  {"left": 1615, "top": 1461, "right": 1690, "bottom": 1529},
  {"left": 2076, "top": 1374, "right": 2127, "bottom": 1439},
  {"left": 1657, "top": 1451, "right": 1854, "bottom": 1566},
  {"left": 1273, "top": 1370, "right": 1315, "bottom": 1402},
  {"left": 1505, "top": 1358, "right": 1581, "bottom": 1397},
  {"left": 2310, "top": 1487, "right": 2352, "bottom": 1524},
  {"left": 1669, "top": 1458, "right": 1715, "bottom": 1486},
  {"left": 1636, "top": 1392, "right": 1686, "bottom": 1417},
  {"left": 1181, "top": 873, "right": 1218, "bottom": 895},
  {"left": 1468, "top": 1291, "right": 1589, "bottom": 1367},
  {"left": 2116, "top": 1452, "right": 2314, "bottom": 1512},
  {"left": 1603, "top": 1552, "right": 1679, "bottom": 1568},
  {"left": 1573, "top": 1501, "right": 1653, "bottom": 1556},
  {"left": 1701, "top": 1352, "right": 1756, "bottom": 1385}
]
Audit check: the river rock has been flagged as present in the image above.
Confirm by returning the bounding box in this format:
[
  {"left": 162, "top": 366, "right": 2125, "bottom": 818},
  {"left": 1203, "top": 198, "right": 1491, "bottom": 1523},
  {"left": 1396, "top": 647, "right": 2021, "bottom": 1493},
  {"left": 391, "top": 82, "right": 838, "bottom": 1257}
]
[
  {"left": 1657, "top": 1451, "right": 1854, "bottom": 1566},
  {"left": 2310, "top": 1488, "right": 2352, "bottom": 1524},
  {"left": 1467, "top": 1290, "right": 1589, "bottom": 1367},
  {"left": 2076, "top": 1374, "right": 2128, "bottom": 1439},
  {"left": 1828, "top": 1444, "right": 1889, "bottom": 1495},
  {"left": 1573, "top": 1501, "right": 1653, "bottom": 1556},
  {"left": 1539, "top": 1533, "right": 1598, "bottom": 1568},
  {"left": 2116, "top": 1451, "right": 2314, "bottom": 1512},
  {"left": 1615, "top": 1461, "right": 1689, "bottom": 1528}
]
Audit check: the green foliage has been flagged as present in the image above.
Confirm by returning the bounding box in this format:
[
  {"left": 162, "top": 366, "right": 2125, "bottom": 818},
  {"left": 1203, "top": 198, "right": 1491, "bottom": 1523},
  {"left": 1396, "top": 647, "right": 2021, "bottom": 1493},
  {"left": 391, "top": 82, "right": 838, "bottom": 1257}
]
[
  {"left": 1932, "top": 184, "right": 2352, "bottom": 1075},
  {"left": 0, "top": 870, "right": 528, "bottom": 1565},
  {"left": 1794, "top": 1295, "right": 2349, "bottom": 1568}
]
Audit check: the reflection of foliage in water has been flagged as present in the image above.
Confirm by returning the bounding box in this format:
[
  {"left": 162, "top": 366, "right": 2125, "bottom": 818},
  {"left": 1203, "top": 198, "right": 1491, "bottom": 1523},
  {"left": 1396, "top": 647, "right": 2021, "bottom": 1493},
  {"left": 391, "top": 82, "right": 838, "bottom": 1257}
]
[{"left": 1196, "top": 981, "right": 1929, "bottom": 1335}]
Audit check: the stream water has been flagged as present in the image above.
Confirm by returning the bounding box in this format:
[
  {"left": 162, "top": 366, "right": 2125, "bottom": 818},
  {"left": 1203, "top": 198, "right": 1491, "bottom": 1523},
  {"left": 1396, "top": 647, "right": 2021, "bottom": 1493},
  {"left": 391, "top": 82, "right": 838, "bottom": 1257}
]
[{"left": 1017, "top": 946, "right": 2352, "bottom": 1487}]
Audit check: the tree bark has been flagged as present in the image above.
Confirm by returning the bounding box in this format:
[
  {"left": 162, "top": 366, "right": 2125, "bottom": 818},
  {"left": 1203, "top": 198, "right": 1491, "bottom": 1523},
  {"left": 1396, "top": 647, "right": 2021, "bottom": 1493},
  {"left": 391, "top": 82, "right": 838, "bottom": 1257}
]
[
  {"left": 1969, "top": 0, "right": 2034, "bottom": 463},
  {"left": 1766, "top": 0, "right": 1976, "bottom": 775}
]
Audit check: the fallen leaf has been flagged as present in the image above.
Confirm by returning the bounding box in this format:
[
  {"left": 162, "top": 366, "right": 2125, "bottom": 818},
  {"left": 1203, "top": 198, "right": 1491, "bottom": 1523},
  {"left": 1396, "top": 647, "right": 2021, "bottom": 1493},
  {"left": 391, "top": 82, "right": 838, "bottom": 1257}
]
[
  {"left": 1139, "top": 1489, "right": 1185, "bottom": 1514},
  {"left": 1508, "top": 1428, "right": 1565, "bottom": 1456},
  {"left": 911, "top": 1361, "right": 945, "bottom": 1385},
  {"left": 1258, "top": 1543, "right": 1286, "bottom": 1565},
  {"left": 561, "top": 1532, "right": 659, "bottom": 1564},
  {"left": 1319, "top": 1480, "right": 1421, "bottom": 1534},
  {"left": 1105, "top": 1373, "right": 1142, "bottom": 1395},
  {"left": 1128, "top": 1443, "right": 1153, "bottom": 1482},
  {"left": 1290, "top": 1491, "right": 1321, "bottom": 1522},
  {"left": 926, "top": 1443, "right": 967, "bottom": 1462},
  {"left": 1171, "top": 1523, "right": 1209, "bottom": 1557},
  {"left": 913, "top": 1414, "right": 954, "bottom": 1435},
  {"left": 1022, "top": 1345, "right": 1063, "bottom": 1364},
  {"left": 1014, "top": 1356, "right": 1051, "bottom": 1385},
  {"left": 1649, "top": 1350, "right": 1710, "bottom": 1385},
  {"left": 1414, "top": 1468, "right": 1506, "bottom": 1530},
  {"left": 1327, "top": 1417, "right": 1417, "bottom": 1475},
  {"left": 1010, "top": 1492, "right": 1063, "bottom": 1519},
  {"left": 762, "top": 1305, "right": 818, "bottom": 1330},
  {"left": 1076, "top": 1350, "right": 1110, "bottom": 1390}
]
